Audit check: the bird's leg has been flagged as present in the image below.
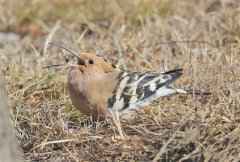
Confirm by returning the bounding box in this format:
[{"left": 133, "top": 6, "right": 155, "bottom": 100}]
[
  {"left": 116, "top": 111, "right": 125, "bottom": 139},
  {"left": 111, "top": 110, "right": 125, "bottom": 139}
]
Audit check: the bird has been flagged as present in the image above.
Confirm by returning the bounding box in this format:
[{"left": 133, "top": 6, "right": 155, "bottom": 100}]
[
  {"left": 47, "top": 43, "right": 190, "bottom": 137},
  {"left": 47, "top": 43, "right": 187, "bottom": 118}
]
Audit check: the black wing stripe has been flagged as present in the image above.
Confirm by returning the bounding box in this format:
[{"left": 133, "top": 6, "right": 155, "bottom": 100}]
[{"left": 108, "top": 69, "right": 183, "bottom": 112}]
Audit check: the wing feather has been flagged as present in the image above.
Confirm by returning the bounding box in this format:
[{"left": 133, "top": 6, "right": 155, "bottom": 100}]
[{"left": 108, "top": 69, "right": 183, "bottom": 113}]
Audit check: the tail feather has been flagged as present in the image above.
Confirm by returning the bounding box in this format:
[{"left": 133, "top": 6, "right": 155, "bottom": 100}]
[
  {"left": 163, "top": 68, "right": 183, "bottom": 75},
  {"left": 162, "top": 68, "right": 183, "bottom": 85}
]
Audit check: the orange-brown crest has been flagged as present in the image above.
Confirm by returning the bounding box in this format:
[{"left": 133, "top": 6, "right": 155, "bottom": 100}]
[{"left": 76, "top": 52, "right": 115, "bottom": 73}]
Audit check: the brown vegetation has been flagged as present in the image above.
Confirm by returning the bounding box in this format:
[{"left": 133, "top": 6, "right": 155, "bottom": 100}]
[{"left": 1, "top": 0, "right": 240, "bottom": 161}]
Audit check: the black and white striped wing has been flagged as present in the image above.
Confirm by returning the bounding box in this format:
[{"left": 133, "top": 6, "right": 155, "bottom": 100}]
[{"left": 108, "top": 69, "right": 183, "bottom": 113}]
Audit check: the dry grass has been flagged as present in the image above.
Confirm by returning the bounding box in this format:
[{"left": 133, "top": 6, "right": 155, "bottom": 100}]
[{"left": 1, "top": 0, "right": 240, "bottom": 161}]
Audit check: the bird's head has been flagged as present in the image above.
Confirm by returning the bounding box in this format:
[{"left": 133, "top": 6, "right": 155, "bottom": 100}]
[
  {"left": 46, "top": 42, "right": 116, "bottom": 74},
  {"left": 75, "top": 52, "right": 115, "bottom": 74}
]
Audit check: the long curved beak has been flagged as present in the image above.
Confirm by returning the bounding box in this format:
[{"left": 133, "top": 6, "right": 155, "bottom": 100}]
[
  {"left": 43, "top": 64, "right": 81, "bottom": 70},
  {"left": 43, "top": 64, "right": 66, "bottom": 69}
]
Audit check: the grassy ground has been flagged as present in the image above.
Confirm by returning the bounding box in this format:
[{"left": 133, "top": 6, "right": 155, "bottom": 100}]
[{"left": 1, "top": 0, "right": 240, "bottom": 161}]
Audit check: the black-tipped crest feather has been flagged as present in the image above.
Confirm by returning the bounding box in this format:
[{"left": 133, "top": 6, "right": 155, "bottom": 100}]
[{"left": 48, "top": 42, "right": 81, "bottom": 60}]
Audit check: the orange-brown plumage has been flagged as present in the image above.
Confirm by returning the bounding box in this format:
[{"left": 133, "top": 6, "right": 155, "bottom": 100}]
[
  {"left": 48, "top": 43, "right": 192, "bottom": 138},
  {"left": 67, "top": 53, "right": 119, "bottom": 120},
  {"left": 66, "top": 52, "right": 188, "bottom": 121}
]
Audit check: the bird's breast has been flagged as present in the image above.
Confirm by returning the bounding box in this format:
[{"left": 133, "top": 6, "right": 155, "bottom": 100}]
[{"left": 68, "top": 71, "right": 92, "bottom": 115}]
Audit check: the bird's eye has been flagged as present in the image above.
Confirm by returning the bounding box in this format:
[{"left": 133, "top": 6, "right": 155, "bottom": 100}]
[
  {"left": 111, "top": 64, "right": 117, "bottom": 68},
  {"left": 88, "top": 59, "right": 94, "bottom": 64}
]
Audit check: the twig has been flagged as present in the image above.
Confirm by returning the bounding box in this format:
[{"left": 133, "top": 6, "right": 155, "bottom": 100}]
[
  {"left": 152, "top": 119, "right": 188, "bottom": 162},
  {"left": 43, "top": 21, "right": 61, "bottom": 55},
  {"left": 178, "top": 147, "right": 201, "bottom": 162},
  {"left": 152, "top": 130, "right": 177, "bottom": 162},
  {"left": 157, "top": 40, "right": 236, "bottom": 48},
  {"left": 33, "top": 138, "right": 78, "bottom": 150}
]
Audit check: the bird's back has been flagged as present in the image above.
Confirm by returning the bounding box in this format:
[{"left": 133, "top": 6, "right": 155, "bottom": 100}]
[{"left": 108, "top": 69, "right": 183, "bottom": 114}]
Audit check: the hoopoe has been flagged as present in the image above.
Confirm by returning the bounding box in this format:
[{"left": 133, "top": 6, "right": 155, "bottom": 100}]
[{"left": 47, "top": 43, "right": 193, "bottom": 137}]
